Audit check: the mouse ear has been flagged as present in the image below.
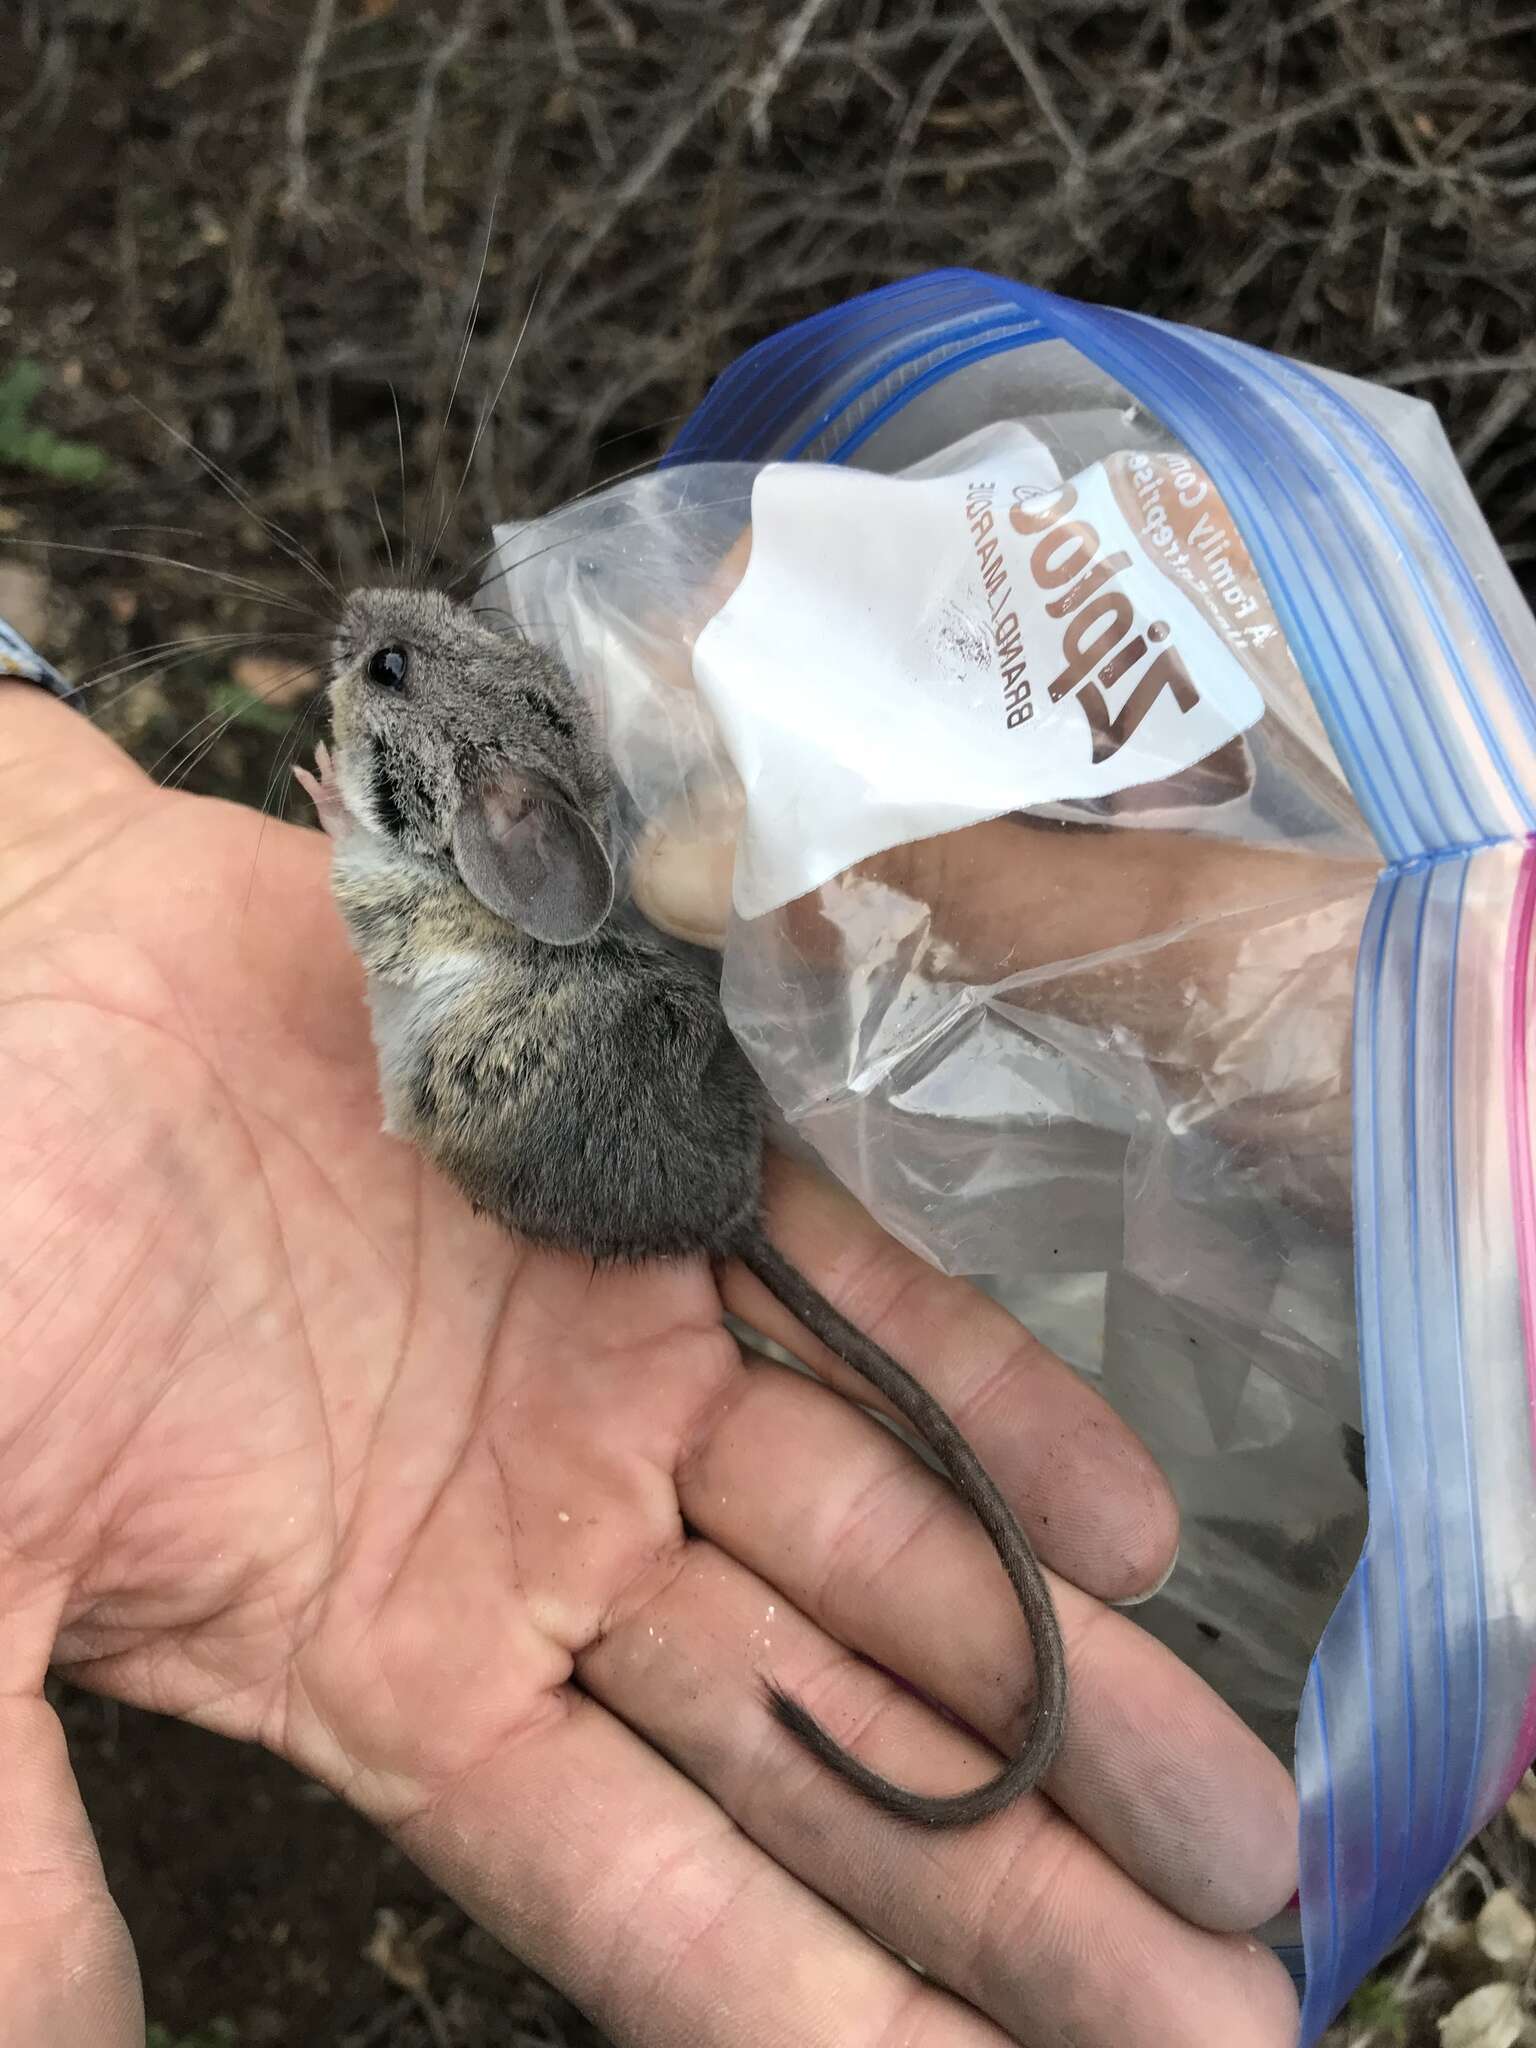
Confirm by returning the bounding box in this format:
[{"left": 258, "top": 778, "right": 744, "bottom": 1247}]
[{"left": 453, "top": 771, "right": 615, "bottom": 944}]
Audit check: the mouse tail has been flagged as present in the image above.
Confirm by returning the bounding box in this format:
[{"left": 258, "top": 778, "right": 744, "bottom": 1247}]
[{"left": 735, "top": 1225, "right": 1067, "bottom": 1828}]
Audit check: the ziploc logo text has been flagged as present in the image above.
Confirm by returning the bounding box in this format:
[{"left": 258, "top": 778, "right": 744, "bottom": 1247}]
[{"left": 963, "top": 473, "right": 1203, "bottom": 764}]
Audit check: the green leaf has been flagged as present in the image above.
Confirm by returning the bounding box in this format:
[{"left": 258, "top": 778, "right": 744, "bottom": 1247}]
[
  {"left": 0, "top": 360, "right": 46, "bottom": 425},
  {"left": 0, "top": 359, "right": 110, "bottom": 484},
  {"left": 1342, "top": 1973, "right": 1408, "bottom": 2044}
]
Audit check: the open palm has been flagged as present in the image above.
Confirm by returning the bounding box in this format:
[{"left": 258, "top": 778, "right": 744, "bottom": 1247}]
[{"left": 0, "top": 688, "right": 1299, "bottom": 2046}]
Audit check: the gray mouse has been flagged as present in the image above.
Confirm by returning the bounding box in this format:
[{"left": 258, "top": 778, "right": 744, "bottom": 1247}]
[{"left": 294, "top": 583, "right": 1067, "bottom": 1828}]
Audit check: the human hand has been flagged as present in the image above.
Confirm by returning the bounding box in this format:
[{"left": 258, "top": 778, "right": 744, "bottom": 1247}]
[
  {"left": 0, "top": 688, "right": 1300, "bottom": 2046},
  {"left": 637, "top": 796, "right": 1375, "bottom": 1228}
]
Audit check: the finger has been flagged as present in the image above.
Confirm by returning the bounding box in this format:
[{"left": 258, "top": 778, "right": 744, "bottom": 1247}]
[
  {"left": 0, "top": 681, "right": 149, "bottom": 801},
  {"left": 580, "top": 1543, "right": 1300, "bottom": 2048},
  {"left": 0, "top": 1688, "right": 142, "bottom": 2045},
  {"left": 382, "top": 1690, "right": 1013, "bottom": 2048},
  {"left": 772, "top": 818, "right": 1374, "bottom": 1168},
  {"left": 803, "top": 813, "right": 1371, "bottom": 983},
  {"left": 632, "top": 784, "right": 1370, "bottom": 971},
  {"left": 676, "top": 1352, "right": 1297, "bottom": 1931},
  {"left": 722, "top": 1154, "right": 1179, "bottom": 1604}
]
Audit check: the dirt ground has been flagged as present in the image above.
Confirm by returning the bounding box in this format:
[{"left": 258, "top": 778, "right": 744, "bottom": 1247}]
[{"left": 5, "top": 2, "right": 1536, "bottom": 2042}]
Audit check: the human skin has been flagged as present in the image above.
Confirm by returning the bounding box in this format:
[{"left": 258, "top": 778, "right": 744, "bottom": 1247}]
[{"left": 0, "top": 686, "right": 1299, "bottom": 2046}]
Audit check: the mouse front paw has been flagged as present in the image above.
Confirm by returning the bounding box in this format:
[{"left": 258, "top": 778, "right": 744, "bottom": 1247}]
[{"left": 293, "top": 742, "right": 351, "bottom": 840}]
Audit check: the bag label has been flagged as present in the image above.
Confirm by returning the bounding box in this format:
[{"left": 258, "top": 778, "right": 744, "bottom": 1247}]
[{"left": 691, "top": 424, "right": 1270, "bottom": 919}]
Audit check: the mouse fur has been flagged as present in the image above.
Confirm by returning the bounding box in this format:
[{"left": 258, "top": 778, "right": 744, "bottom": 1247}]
[{"left": 326, "top": 805, "right": 766, "bottom": 1263}]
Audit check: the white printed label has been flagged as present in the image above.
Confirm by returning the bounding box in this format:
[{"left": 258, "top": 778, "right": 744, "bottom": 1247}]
[{"left": 691, "top": 426, "right": 1268, "bottom": 919}]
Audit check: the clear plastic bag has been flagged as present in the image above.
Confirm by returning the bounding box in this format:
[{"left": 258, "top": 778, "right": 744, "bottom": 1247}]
[{"left": 491, "top": 271, "right": 1536, "bottom": 2039}]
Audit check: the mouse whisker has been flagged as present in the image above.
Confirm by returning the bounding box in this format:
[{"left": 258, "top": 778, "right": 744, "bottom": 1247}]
[
  {"left": 7, "top": 538, "right": 332, "bottom": 627},
  {"left": 460, "top": 491, "right": 754, "bottom": 614},
  {"left": 589, "top": 412, "right": 694, "bottom": 461},
  {"left": 370, "top": 490, "right": 397, "bottom": 577},
  {"left": 388, "top": 381, "right": 414, "bottom": 585},
  {"left": 427, "top": 272, "right": 543, "bottom": 575},
  {"left": 128, "top": 397, "right": 341, "bottom": 603},
  {"left": 442, "top": 444, "right": 682, "bottom": 600},
  {"left": 243, "top": 687, "right": 327, "bottom": 913},
  {"left": 64, "top": 630, "right": 316, "bottom": 702},
  {"left": 151, "top": 662, "right": 320, "bottom": 788},
  {"left": 157, "top": 657, "right": 319, "bottom": 793},
  {"left": 410, "top": 196, "right": 500, "bottom": 584},
  {"left": 267, "top": 685, "right": 324, "bottom": 821},
  {"left": 562, "top": 446, "right": 673, "bottom": 503}
]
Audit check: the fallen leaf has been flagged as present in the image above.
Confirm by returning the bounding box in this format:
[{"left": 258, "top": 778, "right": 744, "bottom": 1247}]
[
  {"left": 1438, "top": 1981, "right": 1527, "bottom": 2048},
  {"left": 1477, "top": 1890, "right": 1536, "bottom": 1969},
  {"left": 365, "top": 1907, "right": 428, "bottom": 1994}
]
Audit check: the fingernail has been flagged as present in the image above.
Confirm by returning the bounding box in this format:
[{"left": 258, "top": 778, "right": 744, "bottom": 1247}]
[{"left": 1110, "top": 1542, "right": 1179, "bottom": 1608}]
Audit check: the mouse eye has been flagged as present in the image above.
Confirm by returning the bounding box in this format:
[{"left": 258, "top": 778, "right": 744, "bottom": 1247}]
[{"left": 366, "top": 645, "right": 409, "bottom": 689}]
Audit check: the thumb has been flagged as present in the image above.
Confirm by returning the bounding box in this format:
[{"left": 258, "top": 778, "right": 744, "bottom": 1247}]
[
  {"left": 0, "top": 684, "right": 154, "bottom": 910},
  {"left": 0, "top": 1689, "right": 143, "bottom": 2045}
]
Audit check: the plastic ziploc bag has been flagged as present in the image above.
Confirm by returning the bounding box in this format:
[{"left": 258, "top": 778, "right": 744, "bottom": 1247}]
[{"left": 486, "top": 270, "right": 1536, "bottom": 2039}]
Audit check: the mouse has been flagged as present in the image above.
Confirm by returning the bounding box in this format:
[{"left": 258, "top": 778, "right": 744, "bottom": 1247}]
[{"left": 293, "top": 582, "right": 1068, "bottom": 1828}]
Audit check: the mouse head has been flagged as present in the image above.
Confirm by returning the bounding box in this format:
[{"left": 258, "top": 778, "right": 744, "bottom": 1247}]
[{"left": 328, "top": 585, "right": 615, "bottom": 945}]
